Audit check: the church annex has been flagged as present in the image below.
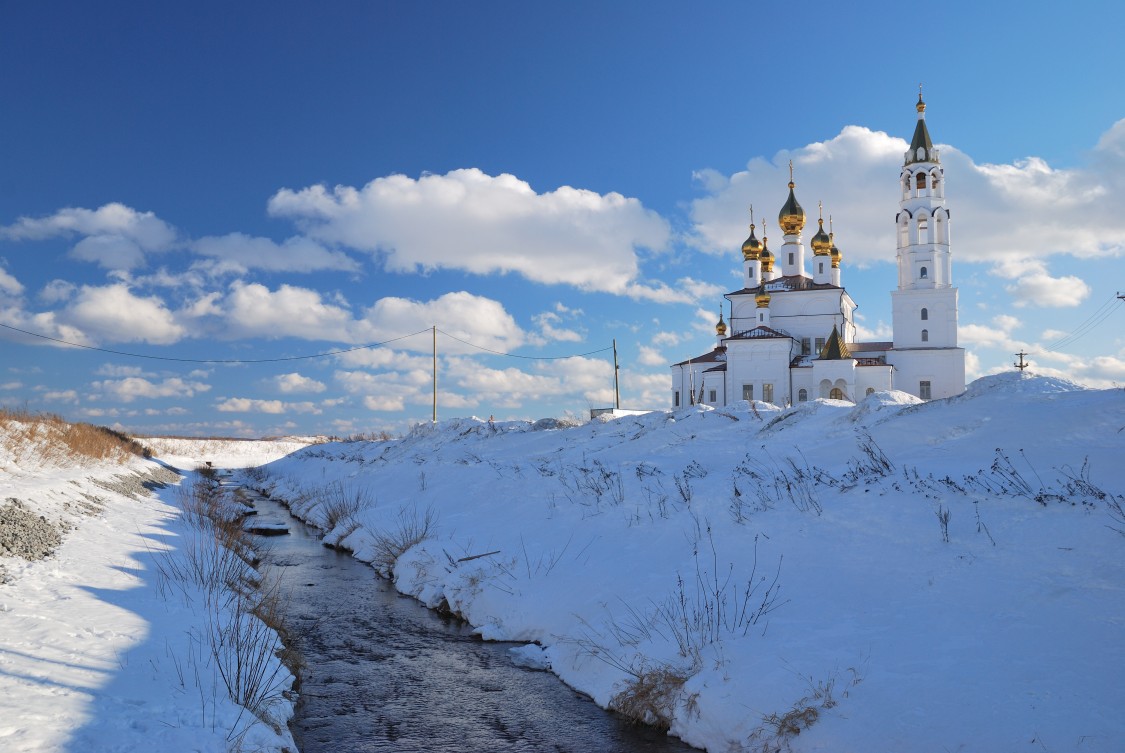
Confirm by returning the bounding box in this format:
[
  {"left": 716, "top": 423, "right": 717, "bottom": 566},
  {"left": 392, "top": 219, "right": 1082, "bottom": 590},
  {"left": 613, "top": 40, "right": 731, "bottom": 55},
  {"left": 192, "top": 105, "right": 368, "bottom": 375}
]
[{"left": 671, "top": 94, "right": 966, "bottom": 408}]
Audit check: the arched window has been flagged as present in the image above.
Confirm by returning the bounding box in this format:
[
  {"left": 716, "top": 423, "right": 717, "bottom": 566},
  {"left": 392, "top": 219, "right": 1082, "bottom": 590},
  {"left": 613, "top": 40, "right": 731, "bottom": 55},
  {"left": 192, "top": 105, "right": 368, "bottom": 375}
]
[
  {"left": 798, "top": 388, "right": 808, "bottom": 402},
  {"left": 916, "top": 172, "right": 927, "bottom": 189},
  {"left": 921, "top": 329, "right": 929, "bottom": 342},
  {"left": 931, "top": 173, "right": 940, "bottom": 190},
  {"left": 865, "top": 387, "right": 875, "bottom": 396},
  {"left": 921, "top": 307, "right": 928, "bottom": 321},
  {"left": 918, "top": 215, "right": 928, "bottom": 233},
  {"left": 829, "top": 387, "right": 844, "bottom": 400},
  {"left": 920, "top": 266, "right": 928, "bottom": 279}
]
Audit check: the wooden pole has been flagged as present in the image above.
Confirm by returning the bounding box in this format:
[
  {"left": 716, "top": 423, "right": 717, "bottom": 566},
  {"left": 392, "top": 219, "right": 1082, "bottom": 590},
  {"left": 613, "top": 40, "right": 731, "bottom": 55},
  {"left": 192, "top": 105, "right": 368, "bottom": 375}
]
[
  {"left": 613, "top": 338, "right": 621, "bottom": 410},
  {"left": 432, "top": 325, "right": 437, "bottom": 422}
]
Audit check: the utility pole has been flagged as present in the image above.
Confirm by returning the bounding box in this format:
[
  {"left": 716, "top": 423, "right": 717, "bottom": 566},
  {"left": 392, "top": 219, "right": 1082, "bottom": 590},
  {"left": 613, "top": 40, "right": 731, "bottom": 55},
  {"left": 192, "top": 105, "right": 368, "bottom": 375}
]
[
  {"left": 1014, "top": 351, "right": 1029, "bottom": 372},
  {"left": 613, "top": 338, "right": 620, "bottom": 410},
  {"left": 432, "top": 325, "right": 437, "bottom": 423}
]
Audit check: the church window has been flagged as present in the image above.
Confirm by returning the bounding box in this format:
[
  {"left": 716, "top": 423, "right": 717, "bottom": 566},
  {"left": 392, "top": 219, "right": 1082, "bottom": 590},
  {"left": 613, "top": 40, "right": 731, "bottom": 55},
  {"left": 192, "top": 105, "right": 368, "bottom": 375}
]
[
  {"left": 674, "top": 391, "right": 680, "bottom": 407},
  {"left": 919, "top": 380, "right": 932, "bottom": 400},
  {"left": 830, "top": 387, "right": 844, "bottom": 400},
  {"left": 709, "top": 389, "right": 717, "bottom": 403},
  {"left": 759, "top": 312, "right": 765, "bottom": 323},
  {"left": 866, "top": 387, "right": 875, "bottom": 396},
  {"left": 921, "top": 329, "right": 929, "bottom": 342},
  {"left": 801, "top": 338, "right": 811, "bottom": 355},
  {"left": 931, "top": 173, "right": 940, "bottom": 190},
  {"left": 788, "top": 252, "right": 794, "bottom": 266},
  {"left": 798, "top": 388, "right": 808, "bottom": 402},
  {"left": 815, "top": 337, "right": 825, "bottom": 354},
  {"left": 742, "top": 384, "right": 753, "bottom": 401},
  {"left": 921, "top": 307, "right": 928, "bottom": 320},
  {"left": 818, "top": 262, "right": 824, "bottom": 274},
  {"left": 748, "top": 267, "right": 755, "bottom": 279},
  {"left": 762, "top": 384, "right": 774, "bottom": 404},
  {"left": 916, "top": 172, "right": 927, "bottom": 189},
  {"left": 918, "top": 216, "right": 928, "bottom": 233},
  {"left": 919, "top": 266, "right": 928, "bottom": 279}
]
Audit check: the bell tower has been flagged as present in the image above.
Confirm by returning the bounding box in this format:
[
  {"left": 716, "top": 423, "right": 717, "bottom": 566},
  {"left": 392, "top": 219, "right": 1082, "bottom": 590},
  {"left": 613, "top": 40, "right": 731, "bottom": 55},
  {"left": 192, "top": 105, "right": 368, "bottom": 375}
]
[{"left": 888, "top": 89, "right": 965, "bottom": 399}]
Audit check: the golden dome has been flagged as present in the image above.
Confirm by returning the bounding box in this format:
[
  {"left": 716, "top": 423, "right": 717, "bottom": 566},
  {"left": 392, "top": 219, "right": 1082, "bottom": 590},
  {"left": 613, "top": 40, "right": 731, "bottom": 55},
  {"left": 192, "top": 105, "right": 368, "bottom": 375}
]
[
  {"left": 830, "top": 233, "right": 842, "bottom": 268},
  {"left": 755, "top": 285, "right": 771, "bottom": 308},
  {"left": 778, "top": 163, "right": 806, "bottom": 235},
  {"left": 759, "top": 238, "right": 774, "bottom": 273},
  {"left": 716, "top": 308, "right": 728, "bottom": 336},
  {"left": 741, "top": 223, "right": 762, "bottom": 261},
  {"left": 811, "top": 217, "right": 831, "bottom": 256}
]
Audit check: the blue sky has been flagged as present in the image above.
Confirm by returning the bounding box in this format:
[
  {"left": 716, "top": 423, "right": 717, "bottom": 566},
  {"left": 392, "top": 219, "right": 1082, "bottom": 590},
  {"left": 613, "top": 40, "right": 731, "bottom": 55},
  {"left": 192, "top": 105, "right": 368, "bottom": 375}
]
[{"left": 2, "top": 1, "right": 1124, "bottom": 438}]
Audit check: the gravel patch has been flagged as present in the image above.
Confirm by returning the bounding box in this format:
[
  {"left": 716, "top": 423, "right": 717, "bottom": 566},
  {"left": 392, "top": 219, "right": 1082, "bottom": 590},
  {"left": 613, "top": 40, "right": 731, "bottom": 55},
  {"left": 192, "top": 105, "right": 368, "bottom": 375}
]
[{"left": 0, "top": 498, "right": 66, "bottom": 561}]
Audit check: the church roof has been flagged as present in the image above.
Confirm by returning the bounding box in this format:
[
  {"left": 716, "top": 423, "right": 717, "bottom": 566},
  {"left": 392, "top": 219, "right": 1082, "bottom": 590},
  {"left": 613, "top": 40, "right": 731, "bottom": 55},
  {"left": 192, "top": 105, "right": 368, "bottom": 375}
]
[
  {"left": 671, "top": 346, "right": 727, "bottom": 368},
  {"left": 906, "top": 92, "right": 938, "bottom": 165},
  {"left": 819, "top": 325, "right": 851, "bottom": 360},
  {"left": 849, "top": 341, "right": 892, "bottom": 353},
  {"left": 726, "top": 274, "right": 840, "bottom": 298},
  {"left": 725, "top": 325, "right": 791, "bottom": 341}
]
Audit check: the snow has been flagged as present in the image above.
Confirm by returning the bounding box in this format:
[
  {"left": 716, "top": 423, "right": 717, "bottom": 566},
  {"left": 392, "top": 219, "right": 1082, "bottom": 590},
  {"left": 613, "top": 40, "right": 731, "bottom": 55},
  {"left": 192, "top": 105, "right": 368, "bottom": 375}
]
[{"left": 2, "top": 374, "right": 1123, "bottom": 752}]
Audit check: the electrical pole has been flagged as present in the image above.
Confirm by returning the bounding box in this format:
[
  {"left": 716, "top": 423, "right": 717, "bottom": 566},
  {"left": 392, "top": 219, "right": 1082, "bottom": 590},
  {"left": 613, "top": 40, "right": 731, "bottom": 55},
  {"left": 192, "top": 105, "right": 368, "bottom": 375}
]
[
  {"left": 613, "top": 338, "right": 620, "bottom": 410},
  {"left": 1014, "top": 351, "right": 1029, "bottom": 372},
  {"left": 432, "top": 325, "right": 437, "bottom": 423}
]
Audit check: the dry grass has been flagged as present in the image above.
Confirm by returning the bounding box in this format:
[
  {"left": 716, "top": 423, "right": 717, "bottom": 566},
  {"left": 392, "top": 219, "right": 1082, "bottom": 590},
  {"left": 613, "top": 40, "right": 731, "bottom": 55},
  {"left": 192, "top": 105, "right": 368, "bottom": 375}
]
[
  {"left": 609, "top": 665, "right": 689, "bottom": 730},
  {"left": 0, "top": 407, "right": 150, "bottom": 466}
]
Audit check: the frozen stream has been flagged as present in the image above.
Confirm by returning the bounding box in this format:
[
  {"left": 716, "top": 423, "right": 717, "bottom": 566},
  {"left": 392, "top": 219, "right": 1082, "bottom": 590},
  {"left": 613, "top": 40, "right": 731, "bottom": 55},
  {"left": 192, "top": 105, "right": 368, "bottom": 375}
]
[{"left": 247, "top": 492, "right": 696, "bottom": 752}]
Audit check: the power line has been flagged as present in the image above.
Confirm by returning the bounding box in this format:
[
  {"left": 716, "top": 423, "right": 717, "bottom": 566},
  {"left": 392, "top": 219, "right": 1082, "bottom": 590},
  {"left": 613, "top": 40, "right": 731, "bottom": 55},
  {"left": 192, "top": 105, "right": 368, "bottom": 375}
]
[
  {"left": 0, "top": 320, "right": 614, "bottom": 364},
  {"left": 1044, "top": 294, "right": 1124, "bottom": 352},
  {"left": 436, "top": 328, "right": 613, "bottom": 360}
]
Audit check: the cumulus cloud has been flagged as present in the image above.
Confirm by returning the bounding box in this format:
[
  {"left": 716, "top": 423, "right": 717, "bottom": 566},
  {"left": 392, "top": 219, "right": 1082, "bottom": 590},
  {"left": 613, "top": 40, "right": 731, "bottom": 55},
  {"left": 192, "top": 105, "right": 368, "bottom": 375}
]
[
  {"left": 0, "top": 266, "right": 23, "bottom": 297},
  {"left": 960, "top": 313, "right": 1023, "bottom": 348},
  {"left": 273, "top": 372, "right": 327, "bottom": 394},
  {"left": 1006, "top": 272, "right": 1091, "bottom": 308},
  {"left": 267, "top": 168, "right": 670, "bottom": 294},
  {"left": 90, "top": 376, "right": 210, "bottom": 403},
  {"left": 215, "top": 397, "right": 323, "bottom": 414},
  {"left": 356, "top": 291, "right": 526, "bottom": 354},
  {"left": 60, "top": 283, "right": 185, "bottom": 344},
  {"left": 688, "top": 119, "right": 1125, "bottom": 306},
  {"left": 533, "top": 310, "right": 583, "bottom": 343},
  {"left": 192, "top": 233, "right": 361, "bottom": 274},
  {"left": 637, "top": 345, "right": 667, "bottom": 367},
  {"left": 1, "top": 203, "right": 177, "bottom": 270}
]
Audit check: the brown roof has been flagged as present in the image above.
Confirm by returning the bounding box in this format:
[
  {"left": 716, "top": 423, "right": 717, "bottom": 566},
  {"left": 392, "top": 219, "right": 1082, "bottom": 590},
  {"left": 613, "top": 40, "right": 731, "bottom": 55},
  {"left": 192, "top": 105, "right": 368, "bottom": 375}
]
[
  {"left": 671, "top": 346, "right": 727, "bottom": 368},
  {"left": 727, "top": 274, "right": 841, "bottom": 297}
]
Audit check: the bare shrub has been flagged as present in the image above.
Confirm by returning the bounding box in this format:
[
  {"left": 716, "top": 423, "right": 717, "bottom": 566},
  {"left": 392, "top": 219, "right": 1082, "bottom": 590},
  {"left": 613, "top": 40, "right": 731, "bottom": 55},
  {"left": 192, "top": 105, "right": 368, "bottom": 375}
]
[
  {"left": 318, "top": 481, "right": 373, "bottom": 533},
  {"left": 609, "top": 664, "right": 689, "bottom": 730},
  {"left": 372, "top": 503, "right": 438, "bottom": 573}
]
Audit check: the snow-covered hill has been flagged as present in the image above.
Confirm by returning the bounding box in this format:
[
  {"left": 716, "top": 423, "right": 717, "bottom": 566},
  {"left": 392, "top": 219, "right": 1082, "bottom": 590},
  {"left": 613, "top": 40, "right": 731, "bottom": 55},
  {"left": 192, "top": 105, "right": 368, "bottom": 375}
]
[
  {"left": 0, "top": 420, "right": 309, "bottom": 753},
  {"left": 251, "top": 373, "right": 1125, "bottom": 752}
]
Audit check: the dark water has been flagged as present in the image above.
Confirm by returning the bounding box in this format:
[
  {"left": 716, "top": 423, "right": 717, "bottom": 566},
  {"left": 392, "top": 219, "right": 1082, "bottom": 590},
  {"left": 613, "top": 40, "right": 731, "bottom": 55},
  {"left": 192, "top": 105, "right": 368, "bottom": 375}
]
[{"left": 248, "top": 492, "right": 696, "bottom": 753}]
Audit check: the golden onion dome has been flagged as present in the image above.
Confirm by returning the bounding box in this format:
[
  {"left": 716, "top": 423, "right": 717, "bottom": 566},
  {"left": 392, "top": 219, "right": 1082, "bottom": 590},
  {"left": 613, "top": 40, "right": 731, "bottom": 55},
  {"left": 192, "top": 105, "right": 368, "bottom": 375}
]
[
  {"left": 811, "top": 217, "right": 831, "bottom": 256},
  {"left": 778, "top": 177, "right": 806, "bottom": 235},
  {"left": 759, "top": 241, "right": 774, "bottom": 273},
  {"left": 716, "top": 309, "right": 728, "bottom": 336},
  {"left": 741, "top": 223, "right": 762, "bottom": 261},
  {"left": 829, "top": 232, "right": 842, "bottom": 268},
  {"left": 755, "top": 285, "right": 771, "bottom": 308}
]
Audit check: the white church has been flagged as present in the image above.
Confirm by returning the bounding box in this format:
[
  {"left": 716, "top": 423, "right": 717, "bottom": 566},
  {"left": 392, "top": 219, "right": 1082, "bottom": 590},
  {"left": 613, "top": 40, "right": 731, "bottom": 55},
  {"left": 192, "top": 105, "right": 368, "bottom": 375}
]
[{"left": 671, "top": 94, "right": 966, "bottom": 408}]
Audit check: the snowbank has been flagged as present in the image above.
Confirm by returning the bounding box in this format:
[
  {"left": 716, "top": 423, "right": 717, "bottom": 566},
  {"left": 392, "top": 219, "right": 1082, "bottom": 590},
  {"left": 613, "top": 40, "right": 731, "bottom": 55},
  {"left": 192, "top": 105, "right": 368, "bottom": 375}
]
[{"left": 253, "top": 375, "right": 1125, "bottom": 752}]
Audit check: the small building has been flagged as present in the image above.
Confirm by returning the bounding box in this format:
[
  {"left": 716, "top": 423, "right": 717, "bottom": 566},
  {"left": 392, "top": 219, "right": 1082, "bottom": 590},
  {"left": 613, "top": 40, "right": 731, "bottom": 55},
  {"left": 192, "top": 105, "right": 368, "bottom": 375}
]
[{"left": 672, "top": 94, "right": 966, "bottom": 408}]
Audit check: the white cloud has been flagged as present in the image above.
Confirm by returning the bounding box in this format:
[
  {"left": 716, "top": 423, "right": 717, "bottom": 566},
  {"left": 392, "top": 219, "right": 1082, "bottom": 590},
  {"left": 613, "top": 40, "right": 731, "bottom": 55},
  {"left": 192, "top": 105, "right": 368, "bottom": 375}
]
[
  {"left": 960, "top": 313, "right": 1022, "bottom": 347},
  {"left": 1, "top": 203, "right": 177, "bottom": 270},
  {"left": 533, "top": 310, "right": 583, "bottom": 343},
  {"left": 192, "top": 233, "right": 361, "bottom": 274},
  {"left": 61, "top": 283, "right": 185, "bottom": 344},
  {"left": 357, "top": 291, "right": 526, "bottom": 355},
  {"left": 273, "top": 372, "right": 327, "bottom": 394},
  {"left": 39, "top": 280, "right": 76, "bottom": 304},
  {"left": 202, "top": 281, "right": 354, "bottom": 341},
  {"left": 90, "top": 376, "right": 210, "bottom": 403},
  {"left": 267, "top": 168, "right": 670, "bottom": 294},
  {"left": 43, "top": 389, "right": 78, "bottom": 403},
  {"left": 0, "top": 266, "right": 23, "bottom": 297},
  {"left": 637, "top": 345, "right": 666, "bottom": 366},
  {"left": 215, "top": 397, "right": 323, "bottom": 415},
  {"left": 687, "top": 119, "right": 1125, "bottom": 299},
  {"left": 1006, "top": 272, "right": 1091, "bottom": 308}
]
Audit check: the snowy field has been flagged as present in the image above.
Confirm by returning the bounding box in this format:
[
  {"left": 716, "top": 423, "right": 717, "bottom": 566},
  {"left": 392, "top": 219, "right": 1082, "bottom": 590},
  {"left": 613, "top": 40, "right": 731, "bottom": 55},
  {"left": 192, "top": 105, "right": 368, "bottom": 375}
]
[
  {"left": 252, "top": 373, "right": 1125, "bottom": 753},
  {"left": 2, "top": 373, "right": 1123, "bottom": 752},
  {"left": 0, "top": 427, "right": 306, "bottom": 753}
]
